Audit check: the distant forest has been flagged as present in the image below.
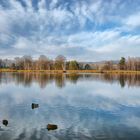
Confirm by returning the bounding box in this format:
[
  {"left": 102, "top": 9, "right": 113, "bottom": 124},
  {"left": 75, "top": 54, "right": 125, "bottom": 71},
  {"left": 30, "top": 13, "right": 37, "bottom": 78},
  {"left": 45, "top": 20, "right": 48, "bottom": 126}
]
[{"left": 0, "top": 55, "right": 140, "bottom": 71}]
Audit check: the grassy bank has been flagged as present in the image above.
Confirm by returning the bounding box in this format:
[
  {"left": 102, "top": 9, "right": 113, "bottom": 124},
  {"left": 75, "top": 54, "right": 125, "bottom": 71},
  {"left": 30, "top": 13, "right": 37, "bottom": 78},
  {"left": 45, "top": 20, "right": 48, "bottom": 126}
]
[
  {"left": 0, "top": 69, "right": 100, "bottom": 73},
  {"left": 103, "top": 70, "right": 140, "bottom": 74},
  {"left": 0, "top": 69, "right": 140, "bottom": 74}
]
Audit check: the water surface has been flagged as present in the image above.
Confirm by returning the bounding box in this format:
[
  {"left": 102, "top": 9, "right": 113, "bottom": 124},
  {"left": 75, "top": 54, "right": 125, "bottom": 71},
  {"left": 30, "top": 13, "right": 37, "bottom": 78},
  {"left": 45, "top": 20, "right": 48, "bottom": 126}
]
[{"left": 0, "top": 73, "right": 140, "bottom": 140}]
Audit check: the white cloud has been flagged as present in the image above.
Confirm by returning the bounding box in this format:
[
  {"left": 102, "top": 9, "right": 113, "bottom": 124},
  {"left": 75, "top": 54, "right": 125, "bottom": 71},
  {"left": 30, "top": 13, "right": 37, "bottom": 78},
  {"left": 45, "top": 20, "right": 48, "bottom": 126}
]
[
  {"left": 13, "top": 37, "right": 33, "bottom": 49},
  {"left": 124, "top": 12, "right": 140, "bottom": 29},
  {"left": 50, "top": 0, "right": 58, "bottom": 9},
  {"left": 0, "top": 0, "right": 140, "bottom": 60}
]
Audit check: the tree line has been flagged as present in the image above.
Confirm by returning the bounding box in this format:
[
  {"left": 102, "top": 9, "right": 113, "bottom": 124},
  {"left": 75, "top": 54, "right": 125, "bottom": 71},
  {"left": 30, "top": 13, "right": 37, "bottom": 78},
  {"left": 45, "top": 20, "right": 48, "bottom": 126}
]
[
  {"left": 103, "top": 57, "right": 140, "bottom": 71},
  {"left": 0, "top": 55, "right": 80, "bottom": 70},
  {"left": 0, "top": 55, "right": 140, "bottom": 71}
]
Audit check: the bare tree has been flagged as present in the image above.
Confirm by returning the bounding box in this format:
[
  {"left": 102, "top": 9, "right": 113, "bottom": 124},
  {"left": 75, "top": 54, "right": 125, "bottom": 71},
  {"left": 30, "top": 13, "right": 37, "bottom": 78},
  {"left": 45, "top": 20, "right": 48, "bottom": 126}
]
[
  {"left": 37, "top": 55, "right": 50, "bottom": 70},
  {"left": 22, "top": 55, "right": 33, "bottom": 70},
  {"left": 102, "top": 61, "right": 113, "bottom": 70},
  {"left": 55, "top": 55, "right": 66, "bottom": 70}
]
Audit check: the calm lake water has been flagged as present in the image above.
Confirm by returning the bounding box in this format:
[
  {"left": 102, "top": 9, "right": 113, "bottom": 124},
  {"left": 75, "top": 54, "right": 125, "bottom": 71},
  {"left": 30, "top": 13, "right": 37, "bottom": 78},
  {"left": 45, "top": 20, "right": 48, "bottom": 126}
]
[{"left": 0, "top": 73, "right": 140, "bottom": 140}]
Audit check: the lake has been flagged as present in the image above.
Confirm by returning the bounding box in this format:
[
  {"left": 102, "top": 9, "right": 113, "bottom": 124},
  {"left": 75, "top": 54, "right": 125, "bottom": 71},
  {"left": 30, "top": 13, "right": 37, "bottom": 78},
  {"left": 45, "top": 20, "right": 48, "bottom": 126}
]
[{"left": 0, "top": 73, "right": 140, "bottom": 140}]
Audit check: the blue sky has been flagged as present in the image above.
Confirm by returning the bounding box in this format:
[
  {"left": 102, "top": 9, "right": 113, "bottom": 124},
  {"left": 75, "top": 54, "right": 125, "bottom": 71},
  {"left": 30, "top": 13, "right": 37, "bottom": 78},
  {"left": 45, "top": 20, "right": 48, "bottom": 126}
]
[{"left": 0, "top": 0, "right": 140, "bottom": 61}]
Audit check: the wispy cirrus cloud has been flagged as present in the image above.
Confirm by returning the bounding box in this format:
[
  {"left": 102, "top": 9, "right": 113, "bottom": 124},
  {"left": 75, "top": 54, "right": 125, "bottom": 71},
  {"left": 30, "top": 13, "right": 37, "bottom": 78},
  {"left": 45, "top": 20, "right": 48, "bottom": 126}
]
[
  {"left": 0, "top": 0, "right": 140, "bottom": 60},
  {"left": 124, "top": 12, "right": 140, "bottom": 29}
]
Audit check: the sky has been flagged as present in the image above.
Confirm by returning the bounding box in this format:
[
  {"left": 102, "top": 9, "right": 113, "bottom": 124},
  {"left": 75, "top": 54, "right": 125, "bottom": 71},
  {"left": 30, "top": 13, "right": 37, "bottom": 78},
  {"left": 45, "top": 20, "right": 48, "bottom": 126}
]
[{"left": 0, "top": 0, "right": 140, "bottom": 61}]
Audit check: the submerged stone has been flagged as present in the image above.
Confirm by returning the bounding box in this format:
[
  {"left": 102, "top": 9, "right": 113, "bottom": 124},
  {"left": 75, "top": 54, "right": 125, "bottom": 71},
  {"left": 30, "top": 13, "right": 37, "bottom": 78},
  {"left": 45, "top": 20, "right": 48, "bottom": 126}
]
[
  {"left": 2, "top": 120, "right": 8, "bottom": 126},
  {"left": 47, "top": 124, "right": 58, "bottom": 131},
  {"left": 31, "top": 103, "right": 39, "bottom": 109}
]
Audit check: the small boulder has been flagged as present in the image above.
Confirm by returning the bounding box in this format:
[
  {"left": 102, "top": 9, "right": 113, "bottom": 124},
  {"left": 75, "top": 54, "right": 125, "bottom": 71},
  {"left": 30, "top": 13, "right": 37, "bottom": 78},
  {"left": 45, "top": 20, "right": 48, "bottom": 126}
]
[
  {"left": 2, "top": 120, "right": 8, "bottom": 126},
  {"left": 31, "top": 103, "right": 39, "bottom": 109},
  {"left": 47, "top": 124, "right": 58, "bottom": 131}
]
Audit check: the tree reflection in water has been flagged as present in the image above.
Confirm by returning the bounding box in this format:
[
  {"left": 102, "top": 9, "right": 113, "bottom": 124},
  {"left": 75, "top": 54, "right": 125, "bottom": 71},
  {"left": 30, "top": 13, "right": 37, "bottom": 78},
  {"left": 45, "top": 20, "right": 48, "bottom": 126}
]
[
  {"left": 0, "top": 73, "right": 140, "bottom": 140},
  {"left": 0, "top": 73, "right": 140, "bottom": 88}
]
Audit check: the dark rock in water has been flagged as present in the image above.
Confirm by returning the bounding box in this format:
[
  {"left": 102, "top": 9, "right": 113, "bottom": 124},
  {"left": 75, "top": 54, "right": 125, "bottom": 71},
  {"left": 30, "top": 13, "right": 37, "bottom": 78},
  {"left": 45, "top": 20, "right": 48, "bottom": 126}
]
[
  {"left": 63, "top": 70, "right": 66, "bottom": 73},
  {"left": 31, "top": 103, "right": 39, "bottom": 109},
  {"left": 47, "top": 124, "right": 58, "bottom": 131},
  {"left": 2, "top": 120, "right": 8, "bottom": 126}
]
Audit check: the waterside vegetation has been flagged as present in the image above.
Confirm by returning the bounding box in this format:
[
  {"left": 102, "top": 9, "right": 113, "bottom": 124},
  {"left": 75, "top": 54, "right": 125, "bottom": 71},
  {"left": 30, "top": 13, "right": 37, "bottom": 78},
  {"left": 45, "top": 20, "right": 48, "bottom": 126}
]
[{"left": 0, "top": 55, "right": 140, "bottom": 74}]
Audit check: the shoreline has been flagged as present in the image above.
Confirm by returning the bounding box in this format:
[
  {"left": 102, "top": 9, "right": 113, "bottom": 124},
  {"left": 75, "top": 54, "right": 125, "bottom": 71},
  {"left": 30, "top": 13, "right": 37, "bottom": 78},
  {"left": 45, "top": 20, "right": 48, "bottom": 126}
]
[{"left": 0, "top": 69, "right": 140, "bottom": 74}]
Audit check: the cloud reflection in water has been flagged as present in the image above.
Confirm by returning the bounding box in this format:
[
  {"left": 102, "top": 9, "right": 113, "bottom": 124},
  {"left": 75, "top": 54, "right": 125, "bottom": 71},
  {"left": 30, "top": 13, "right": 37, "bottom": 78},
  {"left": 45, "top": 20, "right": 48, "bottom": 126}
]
[{"left": 0, "top": 73, "right": 140, "bottom": 139}]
